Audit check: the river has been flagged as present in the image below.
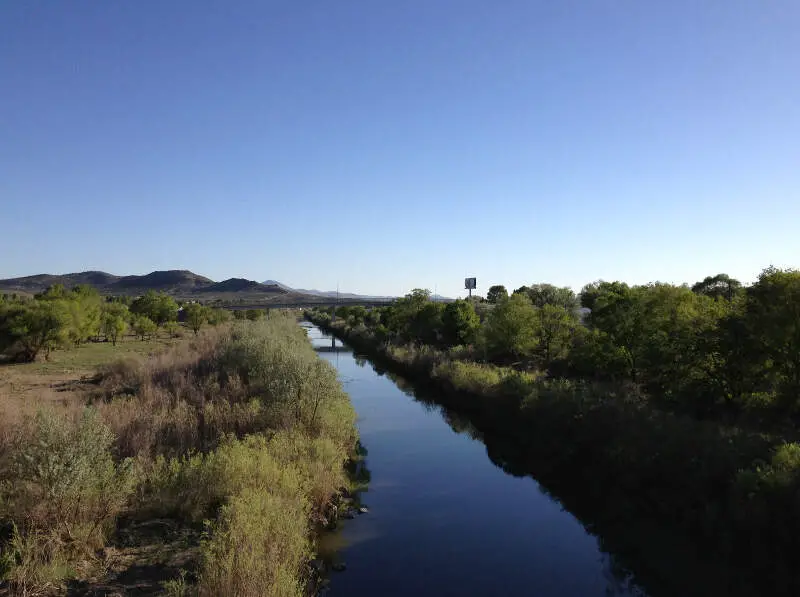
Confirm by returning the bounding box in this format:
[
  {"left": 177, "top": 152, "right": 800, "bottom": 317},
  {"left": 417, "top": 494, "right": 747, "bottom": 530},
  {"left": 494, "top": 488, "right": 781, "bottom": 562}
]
[{"left": 304, "top": 323, "right": 646, "bottom": 597}]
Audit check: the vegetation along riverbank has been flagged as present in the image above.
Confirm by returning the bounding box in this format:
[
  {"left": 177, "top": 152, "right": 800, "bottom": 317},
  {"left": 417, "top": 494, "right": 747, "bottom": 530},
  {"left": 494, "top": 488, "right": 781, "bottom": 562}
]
[
  {"left": 0, "top": 298, "right": 359, "bottom": 597},
  {"left": 307, "top": 266, "right": 800, "bottom": 597}
]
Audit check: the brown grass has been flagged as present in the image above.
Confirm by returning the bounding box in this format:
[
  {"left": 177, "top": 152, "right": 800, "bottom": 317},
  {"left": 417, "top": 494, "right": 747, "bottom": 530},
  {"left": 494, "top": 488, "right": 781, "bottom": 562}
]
[{"left": 0, "top": 318, "right": 356, "bottom": 596}]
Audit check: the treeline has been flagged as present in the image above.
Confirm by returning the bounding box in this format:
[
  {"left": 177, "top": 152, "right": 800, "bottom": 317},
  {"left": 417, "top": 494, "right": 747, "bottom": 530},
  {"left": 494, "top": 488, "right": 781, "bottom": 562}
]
[
  {"left": 0, "top": 317, "right": 358, "bottom": 596},
  {"left": 308, "top": 266, "right": 800, "bottom": 595},
  {"left": 325, "top": 268, "right": 800, "bottom": 420},
  {"left": 0, "top": 286, "right": 233, "bottom": 362}
]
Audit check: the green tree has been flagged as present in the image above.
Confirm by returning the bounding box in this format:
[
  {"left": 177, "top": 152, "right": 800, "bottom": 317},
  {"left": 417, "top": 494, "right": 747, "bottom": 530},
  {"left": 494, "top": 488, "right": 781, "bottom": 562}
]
[
  {"left": 208, "top": 308, "right": 232, "bottom": 326},
  {"left": 526, "top": 284, "right": 578, "bottom": 312},
  {"left": 691, "top": 273, "right": 743, "bottom": 301},
  {"left": 0, "top": 300, "right": 70, "bottom": 361},
  {"left": 486, "top": 285, "right": 509, "bottom": 304},
  {"left": 483, "top": 293, "right": 540, "bottom": 361},
  {"left": 184, "top": 303, "right": 210, "bottom": 335},
  {"left": 739, "top": 267, "right": 800, "bottom": 409},
  {"left": 245, "top": 309, "right": 264, "bottom": 321},
  {"left": 130, "top": 291, "right": 178, "bottom": 327},
  {"left": 536, "top": 304, "right": 577, "bottom": 366},
  {"left": 101, "top": 313, "right": 128, "bottom": 346},
  {"left": 164, "top": 321, "right": 181, "bottom": 338},
  {"left": 131, "top": 315, "right": 157, "bottom": 340},
  {"left": 65, "top": 292, "right": 102, "bottom": 345},
  {"left": 441, "top": 300, "right": 481, "bottom": 347},
  {"left": 409, "top": 302, "right": 445, "bottom": 345}
]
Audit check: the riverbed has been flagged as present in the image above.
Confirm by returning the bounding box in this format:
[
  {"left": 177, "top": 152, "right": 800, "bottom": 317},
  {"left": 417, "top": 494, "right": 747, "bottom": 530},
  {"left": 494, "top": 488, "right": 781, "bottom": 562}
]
[{"left": 304, "top": 323, "right": 646, "bottom": 597}]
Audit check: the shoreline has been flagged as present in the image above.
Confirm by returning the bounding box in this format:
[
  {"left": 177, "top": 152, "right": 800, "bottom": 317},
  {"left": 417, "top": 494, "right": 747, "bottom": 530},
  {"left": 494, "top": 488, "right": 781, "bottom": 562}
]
[{"left": 305, "top": 314, "right": 795, "bottom": 597}]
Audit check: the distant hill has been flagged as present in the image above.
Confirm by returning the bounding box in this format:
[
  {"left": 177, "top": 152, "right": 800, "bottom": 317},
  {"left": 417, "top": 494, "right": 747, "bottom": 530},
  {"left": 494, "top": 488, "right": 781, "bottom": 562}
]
[
  {"left": 0, "top": 270, "right": 399, "bottom": 304},
  {"left": 264, "top": 281, "right": 395, "bottom": 301},
  {"left": 201, "top": 278, "right": 285, "bottom": 294},
  {"left": 0, "top": 270, "right": 291, "bottom": 300}
]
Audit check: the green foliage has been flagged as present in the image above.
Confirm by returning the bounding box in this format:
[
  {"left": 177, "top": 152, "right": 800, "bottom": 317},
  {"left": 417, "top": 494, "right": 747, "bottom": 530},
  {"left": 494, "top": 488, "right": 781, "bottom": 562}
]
[
  {"left": 184, "top": 302, "right": 211, "bottom": 335},
  {"left": 101, "top": 312, "right": 128, "bottom": 345},
  {"left": 164, "top": 320, "right": 182, "bottom": 338},
  {"left": 131, "top": 291, "right": 179, "bottom": 326},
  {"left": 691, "top": 273, "right": 743, "bottom": 301},
  {"left": 0, "top": 409, "right": 133, "bottom": 589},
  {"left": 131, "top": 314, "right": 158, "bottom": 340},
  {"left": 486, "top": 285, "right": 508, "bottom": 304},
  {"left": 0, "top": 299, "right": 70, "bottom": 361},
  {"left": 535, "top": 304, "right": 576, "bottom": 367},
  {"left": 483, "top": 293, "right": 539, "bottom": 360},
  {"left": 245, "top": 309, "right": 264, "bottom": 321},
  {"left": 208, "top": 308, "right": 232, "bottom": 326},
  {"left": 441, "top": 300, "right": 480, "bottom": 347},
  {"left": 740, "top": 267, "right": 800, "bottom": 410},
  {"left": 525, "top": 284, "right": 578, "bottom": 311}
]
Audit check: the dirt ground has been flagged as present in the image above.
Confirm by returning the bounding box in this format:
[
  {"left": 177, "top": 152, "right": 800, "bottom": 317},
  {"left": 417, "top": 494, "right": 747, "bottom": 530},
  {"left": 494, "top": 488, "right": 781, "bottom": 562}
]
[{"left": 0, "top": 332, "right": 196, "bottom": 597}]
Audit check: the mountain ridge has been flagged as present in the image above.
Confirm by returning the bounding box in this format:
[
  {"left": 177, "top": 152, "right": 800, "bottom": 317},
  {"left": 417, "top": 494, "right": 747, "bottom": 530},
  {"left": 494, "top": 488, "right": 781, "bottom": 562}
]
[{"left": 0, "top": 270, "right": 401, "bottom": 302}]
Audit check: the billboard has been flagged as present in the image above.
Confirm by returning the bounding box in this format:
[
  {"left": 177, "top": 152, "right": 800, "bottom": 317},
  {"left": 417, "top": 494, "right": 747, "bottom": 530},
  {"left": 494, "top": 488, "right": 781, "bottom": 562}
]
[{"left": 464, "top": 277, "right": 477, "bottom": 290}]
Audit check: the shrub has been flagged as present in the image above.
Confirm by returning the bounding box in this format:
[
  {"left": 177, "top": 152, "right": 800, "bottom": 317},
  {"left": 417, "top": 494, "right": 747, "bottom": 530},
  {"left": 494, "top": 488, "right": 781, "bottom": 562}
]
[{"left": 0, "top": 408, "right": 133, "bottom": 590}]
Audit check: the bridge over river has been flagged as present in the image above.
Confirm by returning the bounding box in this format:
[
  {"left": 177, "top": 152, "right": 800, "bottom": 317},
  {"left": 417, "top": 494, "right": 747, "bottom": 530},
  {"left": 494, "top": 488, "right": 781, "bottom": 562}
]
[{"left": 222, "top": 298, "right": 396, "bottom": 310}]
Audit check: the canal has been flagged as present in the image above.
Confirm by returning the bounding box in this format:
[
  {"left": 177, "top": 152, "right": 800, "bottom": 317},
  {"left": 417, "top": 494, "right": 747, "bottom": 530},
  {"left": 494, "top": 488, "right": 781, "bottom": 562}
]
[{"left": 304, "top": 323, "right": 645, "bottom": 597}]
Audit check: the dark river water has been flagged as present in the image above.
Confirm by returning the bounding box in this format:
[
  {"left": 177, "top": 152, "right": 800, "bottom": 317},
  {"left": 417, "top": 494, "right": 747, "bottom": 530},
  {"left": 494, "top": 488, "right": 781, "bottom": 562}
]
[{"left": 305, "top": 323, "right": 647, "bottom": 597}]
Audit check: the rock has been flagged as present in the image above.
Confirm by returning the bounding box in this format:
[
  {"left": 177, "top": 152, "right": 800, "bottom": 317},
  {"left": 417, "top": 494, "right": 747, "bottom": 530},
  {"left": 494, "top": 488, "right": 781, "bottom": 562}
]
[
  {"left": 332, "top": 562, "right": 347, "bottom": 572},
  {"left": 358, "top": 506, "right": 369, "bottom": 514},
  {"left": 341, "top": 510, "right": 355, "bottom": 519}
]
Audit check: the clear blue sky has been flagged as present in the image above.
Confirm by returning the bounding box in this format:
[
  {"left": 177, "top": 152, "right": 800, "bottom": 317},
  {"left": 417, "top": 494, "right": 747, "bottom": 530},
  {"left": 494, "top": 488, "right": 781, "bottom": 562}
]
[{"left": 2, "top": 2, "right": 799, "bottom": 298}]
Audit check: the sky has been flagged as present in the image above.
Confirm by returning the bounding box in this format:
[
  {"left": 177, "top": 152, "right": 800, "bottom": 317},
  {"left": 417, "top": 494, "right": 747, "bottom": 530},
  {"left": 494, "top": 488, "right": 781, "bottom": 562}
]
[{"left": 2, "top": 2, "right": 799, "bottom": 298}]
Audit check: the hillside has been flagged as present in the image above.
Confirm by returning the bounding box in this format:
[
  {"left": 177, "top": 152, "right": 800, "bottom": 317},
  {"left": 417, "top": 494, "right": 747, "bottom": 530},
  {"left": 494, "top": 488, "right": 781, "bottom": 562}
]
[{"left": 0, "top": 270, "right": 292, "bottom": 301}]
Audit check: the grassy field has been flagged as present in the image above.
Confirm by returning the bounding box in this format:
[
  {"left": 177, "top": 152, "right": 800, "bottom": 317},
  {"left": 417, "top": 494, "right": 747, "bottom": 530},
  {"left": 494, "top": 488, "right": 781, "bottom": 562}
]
[
  {"left": 0, "top": 331, "right": 188, "bottom": 442},
  {"left": 0, "top": 318, "right": 357, "bottom": 596}
]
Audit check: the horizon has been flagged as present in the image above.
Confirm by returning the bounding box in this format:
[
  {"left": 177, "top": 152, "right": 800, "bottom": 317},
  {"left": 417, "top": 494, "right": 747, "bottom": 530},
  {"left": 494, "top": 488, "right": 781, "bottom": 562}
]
[
  {"left": 3, "top": 2, "right": 799, "bottom": 297},
  {"left": 0, "top": 265, "right": 783, "bottom": 300}
]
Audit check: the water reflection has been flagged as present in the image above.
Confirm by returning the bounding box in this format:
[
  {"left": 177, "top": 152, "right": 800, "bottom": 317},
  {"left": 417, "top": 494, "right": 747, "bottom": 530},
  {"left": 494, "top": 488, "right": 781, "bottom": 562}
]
[{"left": 306, "top": 324, "right": 647, "bottom": 597}]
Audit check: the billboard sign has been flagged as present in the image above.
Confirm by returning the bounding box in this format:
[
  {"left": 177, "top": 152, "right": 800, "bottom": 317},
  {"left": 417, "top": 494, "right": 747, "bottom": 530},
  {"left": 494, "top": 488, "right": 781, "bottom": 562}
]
[{"left": 464, "top": 277, "right": 477, "bottom": 290}]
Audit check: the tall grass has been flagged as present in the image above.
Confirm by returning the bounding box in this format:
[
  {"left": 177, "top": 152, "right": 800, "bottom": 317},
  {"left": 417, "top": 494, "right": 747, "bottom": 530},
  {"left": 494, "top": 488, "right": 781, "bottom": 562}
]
[{"left": 0, "top": 315, "right": 357, "bottom": 595}]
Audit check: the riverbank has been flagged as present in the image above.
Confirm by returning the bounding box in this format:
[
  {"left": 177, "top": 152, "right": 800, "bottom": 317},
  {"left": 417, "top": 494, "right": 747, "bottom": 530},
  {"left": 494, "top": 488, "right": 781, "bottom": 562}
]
[
  {"left": 307, "top": 313, "right": 800, "bottom": 597},
  {"left": 0, "top": 317, "right": 358, "bottom": 596}
]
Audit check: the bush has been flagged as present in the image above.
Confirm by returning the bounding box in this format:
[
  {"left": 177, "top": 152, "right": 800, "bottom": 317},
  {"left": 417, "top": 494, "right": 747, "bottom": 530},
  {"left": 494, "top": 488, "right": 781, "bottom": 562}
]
[{"left": 0, "top": 408, "right": 133, "bottom": 590}]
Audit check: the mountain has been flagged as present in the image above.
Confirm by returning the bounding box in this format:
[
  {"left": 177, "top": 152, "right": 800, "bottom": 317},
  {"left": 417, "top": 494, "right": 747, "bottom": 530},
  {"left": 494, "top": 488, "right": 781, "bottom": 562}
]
[
  {"left": 265, "top": 281, "right": 395, "bottom": 300},
  {"left": 111, "top": 270, "right": 213, "bottom": 293},
  {"left": 0, "top": 271, "right": 122, "bottom": 292},
  {"left": 201, "top": 278, "right": 285, "bottom": 294},
  {"left": 0, "top": 270, "right": 290, "bottom": 299},
  {"left": 0, "top": 270, "right": 398, "bottom": 303}
]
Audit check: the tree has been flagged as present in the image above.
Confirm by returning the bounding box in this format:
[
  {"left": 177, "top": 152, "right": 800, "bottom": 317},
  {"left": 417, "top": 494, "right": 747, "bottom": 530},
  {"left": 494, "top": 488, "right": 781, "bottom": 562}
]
[
  {"left": 184, "top": 303, "right": 210, "bottom": 335},
  {"left": 207, "top": 308, "right": 232, "bottom": 326},
  {"left": 101, "top": 313, "right": 127, "bottom": 346},
  {"left": 65, "top": 292, "right": 102, "bottom": 345},
  {"left": 486, "top": 285, "right": 509, "bottom": 304},
  {"left": 536, "top": 304, "right": 577, "bottom": 366},
  {"left": 408, "top": 302, "right": 444, "bottom": 345},
  {"left": 130, "top": 291, "right": 178, "bottom": 327},
  {"left": 164, "top": 321, "right": 181, "bottom": 338},
  {"left": 0, "top": 300, "right": 69, "bottom": 362},
  {"left": 483, "top": 293, "right": 540, "bottom": 361},
  {"left": 739, "top": 267, "right": 800, "bottom": 409},
  {"left": 441, "top": 300, "right": 481, "bottom": 347},
  {"left": 131, "top": 315, "right": 157, "bottom": 341},
  {"left": 526, "top": 284, "right": 578, "bottom": 312},
  {"left": 691, "top": 273, "right": 743, "bottom": 301}
]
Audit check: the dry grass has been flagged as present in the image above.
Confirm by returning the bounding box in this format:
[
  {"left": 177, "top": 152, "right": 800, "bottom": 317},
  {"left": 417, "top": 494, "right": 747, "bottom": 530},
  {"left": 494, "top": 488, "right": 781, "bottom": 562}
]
[{"left": 0, "top": 317, "right": 356, "bottom": 596}]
